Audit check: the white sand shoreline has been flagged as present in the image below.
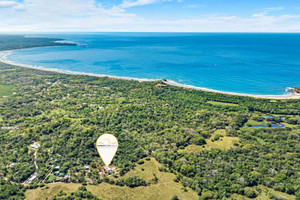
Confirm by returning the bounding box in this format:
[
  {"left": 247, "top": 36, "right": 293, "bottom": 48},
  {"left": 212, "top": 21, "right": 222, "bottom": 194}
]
[{"left": 1, "top": 50, "right": 299, "bottom": 100}]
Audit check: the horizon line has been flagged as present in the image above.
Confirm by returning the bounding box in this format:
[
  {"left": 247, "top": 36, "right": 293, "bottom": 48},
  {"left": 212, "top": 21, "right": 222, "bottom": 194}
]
[{"left": 1, "top": 31, "right": 300, "bottom": 34}]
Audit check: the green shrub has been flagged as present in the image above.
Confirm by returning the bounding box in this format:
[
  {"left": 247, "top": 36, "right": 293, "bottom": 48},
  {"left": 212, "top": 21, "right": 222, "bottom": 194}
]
[
  {"left": 244, "top": 187, "right": 258, "bottom": 198},
  {"left": 137, "top": 160, "right": 145, "bottom": 165}
]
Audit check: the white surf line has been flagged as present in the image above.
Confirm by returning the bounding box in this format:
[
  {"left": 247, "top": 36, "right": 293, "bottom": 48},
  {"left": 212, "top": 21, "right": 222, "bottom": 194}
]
[
  {"left": 0, "top": 50, "right": 299, "bottom": 99},
  {"left": 164, "top": 80, "right": 299, "bottom": 99}
]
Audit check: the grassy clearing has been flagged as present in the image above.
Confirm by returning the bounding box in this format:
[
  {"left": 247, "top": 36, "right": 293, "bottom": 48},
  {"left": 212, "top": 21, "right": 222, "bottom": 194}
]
[
  {"left": 181, "top": 144, "right": 204, "bottom": 153},
  {"left": 0, "top": 84, "right": 14, "bottom": 98},
  {"left": 207, "top": 101, "right": 239, "bottom": 107},
  {"left": 91, "top": 157, "right": 198, "bottom": 200},
  {"left": 114, "top": 157, "right": 158, "bottom": 181},
  {"left": 213, "top": 129, "right": 227, "bottom": 136},
  {"left": 256, "top": 137, "right": 266, "bottom": 145},
  {"left": 25, "top": 183, "right": 80, "bottom": 200},
  {"left": 245, "top": 119, "right": 265, "bottom": 126},
  {"left": 240, "top": 127, "right": 267, "bottom": 131},
  {"left": 181, "top": 129, "right": 239, "bottom": 153},
  {"left": 230, "top": 185, "right": 295, "bottom": 200},
  {"left": 25, "top": 158, "right": 198, "bottom": 200},
  {"left": 204, "top": 136, "right": 239, "bottom": 150},
  {"left": 282, "top": 123, "right": 299, "bottom": 128}
]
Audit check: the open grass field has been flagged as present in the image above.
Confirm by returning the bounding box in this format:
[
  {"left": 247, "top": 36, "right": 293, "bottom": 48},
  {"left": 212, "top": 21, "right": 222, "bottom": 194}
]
[
  {"left": 240, "top": 126, "right": 269, "bottom": 131},
  {"left": 213, "top": 129, "right": 227, "bottom": 136},
  {"left": 25, "top": 158, "right": 198, "bottom": 200},
  {"left": 282, "top": 123, "right": 299, "bottom": 128},
  {"left": 207, "top": 101, "right": 239, "bottom": 107},
  {"left": 25, "top": 183, "right": 80, "bottom": 200},
  {"left": 180, "top": 129, "right": 239, "bottom": 153},
  {"left": 0, "top": 84, "right": 14, "bottom": 98},
  {"left": 204, "top": 136, "right": 239, "bottom": 150},
  {"left": 244, "top": 119, "right": 265, "bottom": 126},
  {"left": 230, "top": 185, "right": 296, "bottom": 200}
]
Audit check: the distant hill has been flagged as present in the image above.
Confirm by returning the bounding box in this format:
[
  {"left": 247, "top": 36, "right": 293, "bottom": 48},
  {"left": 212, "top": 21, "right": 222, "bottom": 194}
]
[{"left": 0, "top": 35, "right": 75, "bottom": 51}]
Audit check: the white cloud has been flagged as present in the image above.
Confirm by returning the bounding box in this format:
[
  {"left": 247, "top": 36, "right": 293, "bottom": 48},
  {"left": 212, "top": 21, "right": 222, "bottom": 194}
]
[
  {"left": 264, "top": 7, "right": 284, "bottom": 12},
  {"left": 0, "top": 0, "right": 19, "bottom": 8},
  {"left": 0, "top": 1, "right": 299, "bottom": 32},
  {"left": 254, "top": 6, "right": 284, "bottom": 16},
  {"left": 186, "top": 5, "right": 198, "bottom": 8},
  {"left": 120, "top": 0, "right": 156, "bottom": 8}
]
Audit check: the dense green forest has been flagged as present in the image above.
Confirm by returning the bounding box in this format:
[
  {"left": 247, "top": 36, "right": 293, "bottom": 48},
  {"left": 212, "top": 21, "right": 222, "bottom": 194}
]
[
  {"left": 0, "top": 35, "right": 75, "bottom": 51},
  {"left": 0, "top": 36, "right": 299, "bottom": 199}
]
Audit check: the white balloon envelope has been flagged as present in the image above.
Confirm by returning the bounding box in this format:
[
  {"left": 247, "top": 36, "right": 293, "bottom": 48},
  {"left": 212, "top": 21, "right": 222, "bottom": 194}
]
[{"left": 96, "top": 134, "right": 118, "bottom": 166}]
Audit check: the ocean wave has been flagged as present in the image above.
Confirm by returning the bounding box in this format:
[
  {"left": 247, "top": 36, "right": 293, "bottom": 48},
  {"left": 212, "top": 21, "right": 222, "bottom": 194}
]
[
  {"left": 54, "top": 40, "right": 78, "bottom": 45},
  {"left": 164, "top": 80, "right": 294, "bottom": 98},
  {"left": 285, "top": 87, "right": 294, "bottom": 92}
]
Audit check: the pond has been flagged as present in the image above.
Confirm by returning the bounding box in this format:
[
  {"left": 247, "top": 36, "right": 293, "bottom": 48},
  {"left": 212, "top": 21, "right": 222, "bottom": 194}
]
[{"left": 271, "top": 124, "right": 285, "bottom": 128}]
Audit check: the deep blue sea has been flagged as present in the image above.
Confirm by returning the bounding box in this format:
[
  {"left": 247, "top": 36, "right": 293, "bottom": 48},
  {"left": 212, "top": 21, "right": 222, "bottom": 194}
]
[{"left": 5, "top": 33, "right": 300, "bottom": 95}]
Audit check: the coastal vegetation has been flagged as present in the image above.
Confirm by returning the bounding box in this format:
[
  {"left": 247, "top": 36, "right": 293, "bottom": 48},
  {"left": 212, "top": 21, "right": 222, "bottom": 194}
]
[
  {"left": 206, "top": 101, "right": 239, "bottom": 107},
  {"left": 0, "top": 35, "right": 75, "bottom": 51},
  {"left": 0, "top": 84, "right": 14, "bottom": 98},
  {"left": 0, "top": 36, "right": 299, "bottom": 199}
]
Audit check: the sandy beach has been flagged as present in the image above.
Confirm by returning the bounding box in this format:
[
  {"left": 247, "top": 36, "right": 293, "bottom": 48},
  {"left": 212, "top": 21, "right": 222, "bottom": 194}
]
[{"left": 1, "top": 50, "right": 299, "bottom": 100}]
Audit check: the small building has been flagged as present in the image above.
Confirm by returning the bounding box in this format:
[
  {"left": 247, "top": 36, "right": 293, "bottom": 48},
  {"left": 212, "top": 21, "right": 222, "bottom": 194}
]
[
  {"left": 103, "top": 166, "right": 110, "bottom": 172},
  {"left": 26, "top": 173, "right": 39, "bottom": 184},
  {"left": 103, "top": 166, "right": 116, "bottom": 175},
  {"left": 1, "top": 126, "right": 15, "bottom": 130},
  {"left": 84, "top": 165, "right": 90, "bottom": 170},
  {"left": 99, "top": 165, "right": 118, "bottom": 177},
  {"left": 64, "top": 174, "right": 70, "bottom": 179},
  {"left": 30, "top": 142, "right": 40, "bottom": 150},
  {"left": 54, "top": 166, "right": 61, "bottom": 170}
]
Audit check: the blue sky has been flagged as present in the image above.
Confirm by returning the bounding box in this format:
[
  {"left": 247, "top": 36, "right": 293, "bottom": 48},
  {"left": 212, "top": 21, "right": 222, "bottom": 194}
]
[
  {"left": 0, "top": 0, "right": 300, "bottom": 32},
  {"left": 103, "top": 0, "right": 300, "bottom": 18}
]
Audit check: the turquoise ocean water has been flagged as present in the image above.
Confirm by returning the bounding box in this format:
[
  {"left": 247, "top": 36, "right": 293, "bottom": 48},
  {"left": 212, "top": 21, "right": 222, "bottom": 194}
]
[{"left": 5, "top": 33, "right": 300, "bottom": 95}]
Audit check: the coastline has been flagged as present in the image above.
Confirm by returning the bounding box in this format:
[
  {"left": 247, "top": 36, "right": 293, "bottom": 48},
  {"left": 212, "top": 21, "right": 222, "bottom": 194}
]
[{"left": 1, "top": 50, "right": 299, "bottom": 100}]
